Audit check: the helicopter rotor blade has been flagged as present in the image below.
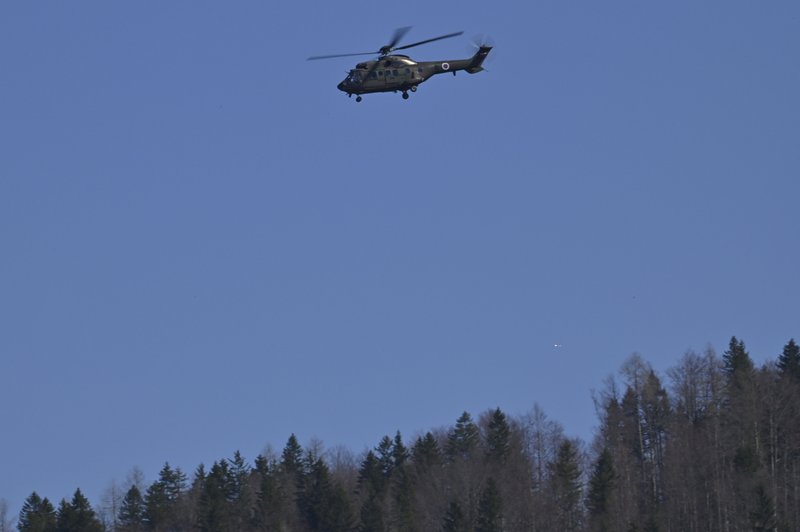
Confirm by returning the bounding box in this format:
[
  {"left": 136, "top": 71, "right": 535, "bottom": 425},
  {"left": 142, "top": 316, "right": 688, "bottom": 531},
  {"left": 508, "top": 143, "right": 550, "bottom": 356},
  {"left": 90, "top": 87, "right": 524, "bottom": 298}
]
[
  {"left": 387, "top": 26, "right": 413, "bottom": 50},
  {"left": 307, "top": 51, "right": 379, "bottom": 61},
  {"left": 393, "top": 31, "right": 464, "bottom": 52}
]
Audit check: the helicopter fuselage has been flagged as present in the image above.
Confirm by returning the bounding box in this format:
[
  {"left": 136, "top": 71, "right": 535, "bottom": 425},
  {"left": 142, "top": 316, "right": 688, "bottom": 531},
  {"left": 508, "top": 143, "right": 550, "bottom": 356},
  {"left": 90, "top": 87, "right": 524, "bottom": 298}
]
[{"left": 336, "top": 46, "right": 491, "bottom": 100}]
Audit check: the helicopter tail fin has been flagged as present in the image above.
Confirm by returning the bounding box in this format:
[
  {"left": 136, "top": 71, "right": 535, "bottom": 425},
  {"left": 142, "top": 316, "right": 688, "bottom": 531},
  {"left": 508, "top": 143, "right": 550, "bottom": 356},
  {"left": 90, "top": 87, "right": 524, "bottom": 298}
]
[{"left": 466, "top": 45, "right": 492, "bottom": 74}]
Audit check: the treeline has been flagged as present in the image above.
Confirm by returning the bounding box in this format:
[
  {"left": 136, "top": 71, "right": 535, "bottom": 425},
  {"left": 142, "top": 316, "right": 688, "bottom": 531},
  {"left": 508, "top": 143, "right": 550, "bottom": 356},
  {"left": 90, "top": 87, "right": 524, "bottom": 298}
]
[{"left": 12, "top": 337, "right": 800, "bottom": 531}]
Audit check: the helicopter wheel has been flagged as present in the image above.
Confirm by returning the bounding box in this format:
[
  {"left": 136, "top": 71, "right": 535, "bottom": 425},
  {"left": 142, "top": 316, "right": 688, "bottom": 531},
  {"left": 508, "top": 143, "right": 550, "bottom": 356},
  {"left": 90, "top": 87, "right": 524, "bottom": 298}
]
[
  {"left": 410, "top": 86, "right": 417, "bottom": 92},
  {"left": 356, "top": 96, "right": 362, "bottom": 103},
  {"left": 402, "top": 91, "right": 409, "bottom": 100}
]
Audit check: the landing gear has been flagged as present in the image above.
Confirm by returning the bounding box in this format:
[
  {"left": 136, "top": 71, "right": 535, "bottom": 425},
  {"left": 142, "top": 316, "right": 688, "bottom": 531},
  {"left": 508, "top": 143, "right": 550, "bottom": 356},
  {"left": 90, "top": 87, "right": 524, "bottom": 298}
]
[
  {"left": 356, "top": 96, "right": 362, "bottom": 103},
  {"left": 410, "top": 86, "right": 417, "bottom": 92},
  {"left": 402, "top": 91, "right": 409, "bottom": 100}
]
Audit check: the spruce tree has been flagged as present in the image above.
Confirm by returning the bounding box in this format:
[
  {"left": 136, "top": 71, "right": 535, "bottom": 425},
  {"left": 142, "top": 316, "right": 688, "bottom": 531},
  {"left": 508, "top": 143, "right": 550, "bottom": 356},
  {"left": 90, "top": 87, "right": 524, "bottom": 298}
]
[
  {"left": 55, "top": 489, "right": 103, "bottom": 532},
  {"left": 281, "top": 434, "right": 304, "bottom": 477},
  {"left": 485, "top": 408, "right": 512, "bottom": 462},
  {"left": 228, "top": 451, "right": 253, "bottom": 528},
  {"left": 118, "top": 485, "right": 145, "bottom": 530},
  {"left": 358, "top": 451, "right": 386, "bottom": 531},
  {"left": 587, "top": 449, "right": 615, "bottom": 532},
  {"left": 411, "top": 432, "right": 441, "bottom": 473},
  {"left": 298, "top": 454, "right": 354, "bottom": 532},
  {"left": 549, "top": 440, "right": 583, "bottom": 532},
  {"left": 392, "top": 431, "right": 409, "bottom": 469},
  {"left": 376, "top": 436, "right": 395, "bottom": 479},
  {"left": 442, "top": 501, "right": 466, "bottom": 532},
  {"left": 144, "top": 463, "right": 186, "bottom": 530},
  {"left": 446, "top": 412, "right": 480, "bottom": 460},
  {"left": 18, "top": 492, "right": 56, "bottom": 532},
  {"left": 197, "top": 460, "right": 235, "bottom": 531},
  {"left": 475, "top": 478, "right": 503, "bottom": 532},
  {"left": 723, "top": 336, "right": 754, "bottom": 376},
  {"left": 777, "top": 338, "right": 800, "bottom": 380},
  {"left": 253, "top": 454, "right": 283, "bottom": 531}
]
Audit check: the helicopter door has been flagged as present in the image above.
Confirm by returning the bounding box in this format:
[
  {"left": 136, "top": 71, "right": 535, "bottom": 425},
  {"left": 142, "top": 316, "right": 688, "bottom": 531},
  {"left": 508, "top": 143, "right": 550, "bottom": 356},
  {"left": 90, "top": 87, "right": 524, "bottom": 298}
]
[{"left": 381, "top": 69, "right": 392, "bottom": 89}]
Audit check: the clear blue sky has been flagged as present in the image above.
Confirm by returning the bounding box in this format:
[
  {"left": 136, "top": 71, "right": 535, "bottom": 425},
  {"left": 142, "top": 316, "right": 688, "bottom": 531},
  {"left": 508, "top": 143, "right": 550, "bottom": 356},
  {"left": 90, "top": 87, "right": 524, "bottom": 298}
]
[{"left": 2, "top": 0, "right": 798, "bottom": 516}]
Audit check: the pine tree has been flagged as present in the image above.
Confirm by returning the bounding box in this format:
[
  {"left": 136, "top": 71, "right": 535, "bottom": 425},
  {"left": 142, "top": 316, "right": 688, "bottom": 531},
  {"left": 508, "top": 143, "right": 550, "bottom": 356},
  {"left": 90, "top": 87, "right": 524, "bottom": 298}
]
[
  {"left": 55, "top": 489, "right": 103, "bottom": 532},
  {"left": 587, "top": 449, "right": 615, "bottom": 532},
  {"left": 475, "top": 478, "right": 503, "bottom": 532},
  {"left": 18, "top": 492, "right": 56, "bottom": 532},
  {"left": 485, "top": 408, "right": 512, "bottom": 462},
  {"left": 777, "top": 338, "right": 800, "bottom": 380},
  {"left": 118, "top": 485, "right": 145, "bottom": 530}
]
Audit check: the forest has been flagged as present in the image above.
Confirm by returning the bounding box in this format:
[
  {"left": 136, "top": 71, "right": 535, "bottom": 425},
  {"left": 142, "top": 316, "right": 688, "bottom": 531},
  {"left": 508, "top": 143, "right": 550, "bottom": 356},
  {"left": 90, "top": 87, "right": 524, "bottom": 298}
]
[{"left": 6, "top": 337, "right": 800, "bottom": 532}]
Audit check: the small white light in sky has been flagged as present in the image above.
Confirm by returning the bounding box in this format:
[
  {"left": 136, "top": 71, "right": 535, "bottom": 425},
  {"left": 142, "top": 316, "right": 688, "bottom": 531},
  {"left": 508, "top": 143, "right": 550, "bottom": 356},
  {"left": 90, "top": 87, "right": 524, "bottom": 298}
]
[{"left": 553, "top": 344, "right": 563, "bottom": 348}]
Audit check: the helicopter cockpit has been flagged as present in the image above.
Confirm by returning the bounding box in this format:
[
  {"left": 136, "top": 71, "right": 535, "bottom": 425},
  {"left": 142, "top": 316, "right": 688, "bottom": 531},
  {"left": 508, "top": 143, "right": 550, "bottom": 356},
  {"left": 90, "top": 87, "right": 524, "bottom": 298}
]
[{"left": 345, "top": 70, "right": 363, "bottom": 84}]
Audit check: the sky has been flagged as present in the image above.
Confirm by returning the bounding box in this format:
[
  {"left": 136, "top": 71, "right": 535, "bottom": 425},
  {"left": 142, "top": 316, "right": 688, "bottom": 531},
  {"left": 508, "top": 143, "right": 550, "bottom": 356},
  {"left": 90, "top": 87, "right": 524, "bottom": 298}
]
[{"left": 1, "top": 0, "right": 799, "bottom": 517}]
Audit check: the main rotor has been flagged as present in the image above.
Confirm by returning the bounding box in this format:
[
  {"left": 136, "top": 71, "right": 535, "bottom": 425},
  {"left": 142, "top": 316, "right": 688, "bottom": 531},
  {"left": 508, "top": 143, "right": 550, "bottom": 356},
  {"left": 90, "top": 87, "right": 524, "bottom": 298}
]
[{"left": 307, "top": 26, "right": 464, "bottom": 61}]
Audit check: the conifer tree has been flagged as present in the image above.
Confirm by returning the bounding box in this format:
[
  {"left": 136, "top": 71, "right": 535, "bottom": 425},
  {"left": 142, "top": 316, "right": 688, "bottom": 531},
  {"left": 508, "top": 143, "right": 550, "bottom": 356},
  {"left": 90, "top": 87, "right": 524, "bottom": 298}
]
[
  {"left": 392, "top": 431, "right": 409, "bottom": 469},
  {"left": 228, "top": 451, "right": 253, "bottom": 528},
  {"left": 18, "top": 492, "right": 56, "bottom": 532},
  {"left": 253, "top": 454, "right": 283, "bottom": 531},
  {"left": 446, "top": 412, "right": 480, "bottom": 460},
  {"left": 118, "top": 485, "right": 145, "bottom": 530},
  {"left": 55, "top": 489, "right": 103, "bottom": 532},
  {"left": 549, "top": 440, "right": 582, "bottom": 532},
  {"left": 144, "top": 462, "right": 187, "bottom": 530},
  {"left": 476, "top": 478, "right": 503, "bottom": 532},
  {"left": 359, "top": 451, "right": 385, "bottom": 496},
  {"left": 587, "top": 448, "right": 615, "bottom": 532},
  {"left": 723, "top": 336, "right": 754, "bottom": 376},
  {"left": 281, "top": 434, "right": 304, "bottom": 477},
  {"left": 358, "top": 451, "right": 386, "bottom": 531},
  {"left": 442, "top": 501, "right": 466, "bottom": 532},
  {"left": 485, "top": 408, "right": 512, "bottom": 462},
  {"left": 196, "top": 460, "right": 235, "bottom": 531},
  {"left": 411, "top": 432, "right": 441, "bottom": 473},
  {"left": 376, "top": 436, "right": 395, "bottom": 479},
  {"left": 298, "top": 454, "right": 354, "bottom": 532},
  {"left": 777, "top": 338, "right": 800, "bottom": 380}
]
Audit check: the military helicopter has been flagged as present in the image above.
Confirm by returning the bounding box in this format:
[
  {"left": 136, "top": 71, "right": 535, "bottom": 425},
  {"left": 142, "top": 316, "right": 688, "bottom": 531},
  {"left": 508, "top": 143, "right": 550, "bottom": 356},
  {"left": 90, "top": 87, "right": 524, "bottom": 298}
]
[{"left": 307, "top": 27, "right": 492, "bottom": 102}]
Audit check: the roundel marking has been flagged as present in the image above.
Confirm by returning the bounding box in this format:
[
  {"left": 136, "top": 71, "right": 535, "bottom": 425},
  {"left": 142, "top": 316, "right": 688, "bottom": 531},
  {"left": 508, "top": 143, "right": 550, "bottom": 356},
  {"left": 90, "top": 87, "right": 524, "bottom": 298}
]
[{"left": 441, "top": 62, "right": 450, "bottom": 71}]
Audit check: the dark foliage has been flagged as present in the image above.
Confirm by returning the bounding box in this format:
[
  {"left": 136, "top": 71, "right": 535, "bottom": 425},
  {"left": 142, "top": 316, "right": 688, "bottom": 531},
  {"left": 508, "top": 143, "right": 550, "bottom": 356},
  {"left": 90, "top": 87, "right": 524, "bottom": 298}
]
[{"left": 14, "top": 337, "right": 800, "bottom": 532}]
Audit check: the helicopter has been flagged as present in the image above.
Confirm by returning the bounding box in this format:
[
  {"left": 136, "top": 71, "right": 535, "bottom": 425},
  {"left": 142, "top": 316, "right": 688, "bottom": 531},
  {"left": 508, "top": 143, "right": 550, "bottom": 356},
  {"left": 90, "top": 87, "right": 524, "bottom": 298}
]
[{"left": 307, "top": 27, "right": 492, "bottom": 102}]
